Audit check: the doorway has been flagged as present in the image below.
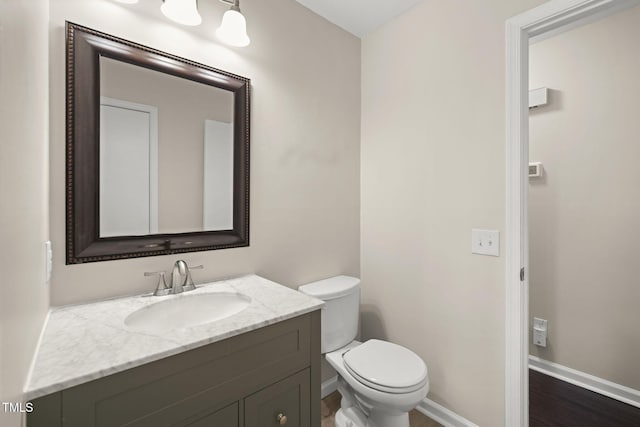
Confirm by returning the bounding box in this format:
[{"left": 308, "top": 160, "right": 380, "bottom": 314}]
[
  {"left": 505, "top": 0, "right": 640, "bottom": 425},
  {"left": 527, "top": 5, "right": 640, "bottom": 425}
]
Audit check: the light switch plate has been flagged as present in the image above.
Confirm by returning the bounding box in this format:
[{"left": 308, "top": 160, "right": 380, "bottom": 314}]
[{"left": 471, "top": 229, "right": 500, "bottom": 257}]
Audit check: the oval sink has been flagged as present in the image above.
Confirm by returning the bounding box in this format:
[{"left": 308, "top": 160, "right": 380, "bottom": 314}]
[{"left": 125, "top": 292, "right": 251, "bottom": 333}]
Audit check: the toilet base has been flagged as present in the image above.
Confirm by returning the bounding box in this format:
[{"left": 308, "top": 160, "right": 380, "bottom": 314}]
[
  {"left": 334, "top": 407, "right": 410, "bottom": 427},
  {"left": 334, "top": 407, "right": 366, "bottom": 427},
  {"left": 335, "top": 377, "right": 411, "bottom": 427}
]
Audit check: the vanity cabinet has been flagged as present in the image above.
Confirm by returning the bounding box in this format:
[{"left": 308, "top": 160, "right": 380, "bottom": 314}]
[{"left": 28, "top": 311, "right": 320, "bottom": 427}]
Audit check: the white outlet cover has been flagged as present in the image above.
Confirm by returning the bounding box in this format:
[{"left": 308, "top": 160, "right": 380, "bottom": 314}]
[
  {"left": 471, "top": 229, "right": 500, "bottom": 257},
  {"left": 45, "top": 240, "right": 52, "bottom": 283},
  {"left": 533, "top": 317, "right": 548, "bottom": 347}
]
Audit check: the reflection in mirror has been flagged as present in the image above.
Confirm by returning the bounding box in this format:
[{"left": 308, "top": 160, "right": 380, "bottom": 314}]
[
  {"left": 99, "top": 58, "right": 234, "bottom": 237},
  {"left": 66, "top": 22, "right": 250, "bottom": 264}
]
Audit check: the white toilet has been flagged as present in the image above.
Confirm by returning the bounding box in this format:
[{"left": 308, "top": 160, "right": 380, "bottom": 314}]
[{"left": 299, "top": 276, "right": 429, "bottom": 427}]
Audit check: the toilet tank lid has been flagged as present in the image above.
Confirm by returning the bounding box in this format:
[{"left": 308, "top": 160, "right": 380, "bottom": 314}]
[{"left": 298, "top": 275, "right": 360, "bottom": 300}]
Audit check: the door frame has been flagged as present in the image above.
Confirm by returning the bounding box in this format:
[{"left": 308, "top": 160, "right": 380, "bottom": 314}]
[{"left": 504, "top": 0, "right": 639, "bottom": 425}]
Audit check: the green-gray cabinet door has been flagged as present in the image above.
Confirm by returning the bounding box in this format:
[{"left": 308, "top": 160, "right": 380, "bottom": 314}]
[
  {"left": 244, "top": 369, "right": 310, "bottom": 427},
  {"left": 185, "top": 402, "right": 239, "bottom": 427},
  {"left": 28, "top": 393, "right": 61, "bottom": 427}
]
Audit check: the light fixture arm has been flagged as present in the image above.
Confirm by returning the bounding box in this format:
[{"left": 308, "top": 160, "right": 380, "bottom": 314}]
[
  {"left": 219, "top": 0, "right": 239, "bottom": 7},
  {"left": 221, "top": 0, "right": 241, "bottom": 14}
]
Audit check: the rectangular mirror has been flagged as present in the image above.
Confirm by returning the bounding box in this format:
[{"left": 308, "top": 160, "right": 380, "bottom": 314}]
[{"left": 66, "top": 22, "right": 250, "bottom": 264}]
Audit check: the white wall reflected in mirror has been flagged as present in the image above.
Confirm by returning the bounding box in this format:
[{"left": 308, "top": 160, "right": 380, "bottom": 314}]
[
  {"left": 203, "top": 119, "right": 233, "bottom": 231},
  {"left": 99, "top": 57, "right": 234, "bottom": 237}
]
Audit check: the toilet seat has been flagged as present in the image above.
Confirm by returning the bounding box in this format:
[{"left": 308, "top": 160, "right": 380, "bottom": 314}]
[{"left": 343, "top": 339, "right": 428, "bottom": 394}]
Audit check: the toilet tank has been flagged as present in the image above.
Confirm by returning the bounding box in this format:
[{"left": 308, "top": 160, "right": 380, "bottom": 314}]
[{"left": 298, "top": 275, "right": 360, "bottom": 353}]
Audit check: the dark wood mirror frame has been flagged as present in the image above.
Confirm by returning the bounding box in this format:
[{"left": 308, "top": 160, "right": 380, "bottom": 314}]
[{"left": 66, "top": 22, "right": 250, "bottom": 264}]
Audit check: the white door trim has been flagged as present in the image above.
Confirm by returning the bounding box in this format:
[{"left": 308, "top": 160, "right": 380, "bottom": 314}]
[
  {"left": 100, "top": 96, "right": 159, "bottom": 233},
  {"left": 504, "top": 0, "right": 639, "bottom": 425}
]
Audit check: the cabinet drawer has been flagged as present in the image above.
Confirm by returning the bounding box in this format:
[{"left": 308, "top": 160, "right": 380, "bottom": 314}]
[{"left": 244, "top": 369, "right": 310, "bottom": 427}]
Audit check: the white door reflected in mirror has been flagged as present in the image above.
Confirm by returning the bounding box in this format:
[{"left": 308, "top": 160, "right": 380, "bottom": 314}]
[{"left": 100, "top": 98, "right": 158, "bottom": 237}]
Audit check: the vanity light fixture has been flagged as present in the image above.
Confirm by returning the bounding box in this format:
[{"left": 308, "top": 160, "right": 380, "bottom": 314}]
[
  {"left": 216, "top": 0, "right": 251, "bottom": 47},
  {"left": 161, "top": 0, "right": 203, "bottom": 26},
  {"left": 118, "top": 0, "right": 250, "bottom": 47}
]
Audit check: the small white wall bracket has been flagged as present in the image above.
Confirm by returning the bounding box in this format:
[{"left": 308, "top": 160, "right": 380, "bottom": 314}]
[
  {"left": 529, "top": 87, "right": 548, "bottom": 109},
  {"left": 529, "top": 162, "right": 543, "bottom": 178}
]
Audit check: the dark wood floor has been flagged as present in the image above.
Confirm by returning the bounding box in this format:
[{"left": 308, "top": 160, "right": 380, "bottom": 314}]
[{"left": 530, "top": 370, "right": 640, "bottom": 427}]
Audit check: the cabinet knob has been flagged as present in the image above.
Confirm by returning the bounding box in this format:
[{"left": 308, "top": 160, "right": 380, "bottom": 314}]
[{"left": 276, "top": 413, "right": 288, "bottom": 425}]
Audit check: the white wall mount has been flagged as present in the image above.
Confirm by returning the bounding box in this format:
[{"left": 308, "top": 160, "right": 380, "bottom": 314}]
[
  {"left": 529, "top": 87, "right": 548, "bottom": 109},
  {"left": 528, "top": 162, "right": 543, "bottom": 178}
]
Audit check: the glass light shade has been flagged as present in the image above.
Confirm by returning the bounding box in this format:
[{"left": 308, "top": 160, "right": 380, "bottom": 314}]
[
  {"left": 216, "top": 9, "right": 250, "bottom": 47},
  {"left": 161, "top": 0, "right": 202, "bottom": 26},
  {"left": 113, "top": 0, "right": 139, "bottom": 3}
]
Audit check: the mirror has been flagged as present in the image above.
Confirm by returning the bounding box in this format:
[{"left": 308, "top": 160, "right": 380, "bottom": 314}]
[
  {"left": 66, "top": 22, "right": 250, "bottom": 264},
  {"left": 99, "top": 58, "right": 235, "bottom": 236}
]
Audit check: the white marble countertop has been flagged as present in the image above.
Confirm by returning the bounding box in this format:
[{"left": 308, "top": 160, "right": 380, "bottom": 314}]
[{"left": 24, "top": 275, "right": 324, "bottom": 400}]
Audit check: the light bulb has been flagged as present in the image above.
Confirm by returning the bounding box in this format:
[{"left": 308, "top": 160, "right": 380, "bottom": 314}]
[
  {"left": 216, "top": 8, "right": 250, "bottom": 47},
  {"left": 161, "top": 0, "right": 202, "bottom": 26}
]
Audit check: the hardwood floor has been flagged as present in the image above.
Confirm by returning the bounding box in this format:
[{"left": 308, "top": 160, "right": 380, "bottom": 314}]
[
  {"left": 321, "top": 391, "right": 442, "bottom": 427},
  {"left": 530, "top": 370, "right": 640, "bottom": 427}
]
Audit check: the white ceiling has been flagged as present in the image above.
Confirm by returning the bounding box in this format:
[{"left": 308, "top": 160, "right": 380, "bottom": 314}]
[{"left": 294, "top": 0, "right": 424, "bottom": 37}]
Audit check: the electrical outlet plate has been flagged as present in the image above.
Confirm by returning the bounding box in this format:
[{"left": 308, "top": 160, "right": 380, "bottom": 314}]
[
  {"left": 533, "top": 317, "right": 548, "bottom": 347},
  {"left": 45, "top": 240, "right": 52, "bottom": 283},
  {"left": 471, "top": 229, "right": 500, "bottom": 257}
]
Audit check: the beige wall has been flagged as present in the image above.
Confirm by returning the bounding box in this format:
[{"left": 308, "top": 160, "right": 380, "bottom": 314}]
[
  {"left": 360, "top": 0, "right": 545, "bottom": 425},
  {"left": 529, "top": 6, "right": 640, "bottom": 390},
  {"left": 0, "top": 0, "right": 51, "bottom": 425},
  {"left": 101, "top": 58, "right": 233, "bottom": 233},
  {"left": 50, "top": 0, "right": 361, "bottom": 305}
]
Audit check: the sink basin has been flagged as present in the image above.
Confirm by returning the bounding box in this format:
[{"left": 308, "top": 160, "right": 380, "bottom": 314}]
[{"left": 125, "top": 292, "right": 251, "bottom": 333}]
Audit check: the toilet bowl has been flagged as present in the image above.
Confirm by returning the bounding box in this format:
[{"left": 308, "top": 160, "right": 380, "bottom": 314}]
[
  {"left": 327, "top": 340, "right": 429, "bottom": 427},
  {"left": 298, "top": 276, "right": 429, "bottom": 427}
]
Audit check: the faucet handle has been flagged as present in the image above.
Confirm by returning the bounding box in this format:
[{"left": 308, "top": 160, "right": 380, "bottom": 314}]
[
  {"left": 144, "top": 271, "right": 170, "bottom": 296},
  {"left": 183, "top": 264, "right": 204, "bottom": 290}
]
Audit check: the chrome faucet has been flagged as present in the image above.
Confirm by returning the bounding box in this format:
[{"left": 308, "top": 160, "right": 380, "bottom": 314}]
[
  {"left": 170, "top": 260, "right": 189, "bottom": 294},
  {"left": 144, "top": 260, "right": 204, "bottom": 296}
]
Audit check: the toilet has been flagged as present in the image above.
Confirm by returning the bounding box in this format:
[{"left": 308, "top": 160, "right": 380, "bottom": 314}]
[{"left": 299, "top": 276, "right": 429, "bottom": 427}]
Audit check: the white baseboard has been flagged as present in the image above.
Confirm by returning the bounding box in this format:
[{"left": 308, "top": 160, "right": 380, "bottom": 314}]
[
  {"left": 322, "top": 376, "right": 338, "bottom": 399},
  {"left": 529, "top": 355, "right": 640, "bottom": 409},
  {"left": 415, "top": 398, "right": 479, "bottom": 427}
]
